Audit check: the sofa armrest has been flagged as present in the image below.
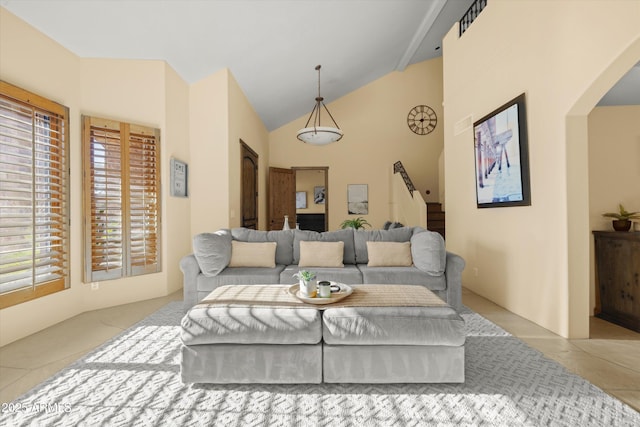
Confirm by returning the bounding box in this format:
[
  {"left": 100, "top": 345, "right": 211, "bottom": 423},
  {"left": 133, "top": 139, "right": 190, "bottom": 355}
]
[
  {"left": 180, "top": 254, "right": 201, "bottom": 313},
  {"left": 444, "top": 251, "right": 465, "bottom": 311}
]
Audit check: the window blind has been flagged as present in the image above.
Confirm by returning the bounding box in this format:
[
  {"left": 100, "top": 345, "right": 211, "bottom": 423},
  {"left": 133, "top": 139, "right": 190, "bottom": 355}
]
[
  {"left": 83, "top": 116, "right": 160, "bottom": 282},
  {"left": 128, "top": 126, "right": 160, "bottom": 276},
  {"left": 85, "top": 119, "right": 124, "bottom": 280},
  {"left": 0, "top": 81, "right": 69, "bottom": 308}
]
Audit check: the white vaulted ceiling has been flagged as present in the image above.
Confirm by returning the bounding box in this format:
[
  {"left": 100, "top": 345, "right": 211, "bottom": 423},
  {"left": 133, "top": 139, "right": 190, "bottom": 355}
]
[
  {"left": 2, "top": 0, "right": 637, "bottom": 131},
  {"left": 0, "top": 0, "right": 475, "bottom": 130}
]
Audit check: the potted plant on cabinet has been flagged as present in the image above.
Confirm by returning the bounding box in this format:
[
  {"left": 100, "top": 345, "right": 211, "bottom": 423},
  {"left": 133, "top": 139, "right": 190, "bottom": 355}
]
[{"left": 602, "top": 204, "right": 640, "bottom": 232}]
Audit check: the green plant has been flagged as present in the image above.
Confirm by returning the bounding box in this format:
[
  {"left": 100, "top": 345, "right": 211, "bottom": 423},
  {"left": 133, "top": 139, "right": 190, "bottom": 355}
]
[
  {"left": 340, "top": 217, "right": 371, "bottom": 230},
  {"left": 602, "top": 204, "right": 640, "bottom": 221},
  {"left": 293, "top": 270, "right": 316, "bottom": 282}
]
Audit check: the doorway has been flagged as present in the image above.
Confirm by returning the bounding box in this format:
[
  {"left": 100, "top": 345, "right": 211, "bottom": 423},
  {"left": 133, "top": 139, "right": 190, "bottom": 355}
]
[
  {"left": 566, "top": 38, "right": 640, "bottom": 338},
  {"left": 293, "top": 167, "right": 329, "bottom": 232},
  {"left": 240, "top": 140, "right": 258, "bottom": 229},
  {"left": 267, "top": 166, "right": 329, "bottom": 231}
]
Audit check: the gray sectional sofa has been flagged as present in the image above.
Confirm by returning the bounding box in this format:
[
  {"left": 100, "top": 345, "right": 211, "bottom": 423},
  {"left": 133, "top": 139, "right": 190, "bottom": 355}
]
[{"left": 181, "top": 226, "right": 465, "bottom": 312}]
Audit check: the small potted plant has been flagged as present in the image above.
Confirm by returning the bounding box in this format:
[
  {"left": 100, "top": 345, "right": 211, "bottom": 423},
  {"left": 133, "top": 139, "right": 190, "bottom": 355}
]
[
  {"left": 340, "top": 217, "right": 371, "bottom": 230},
  {"left": 293, "top": 270, "right": 317, "bottom": 297},
  {"left": 602, "top": 204, "right": 640, "bottom": 232}
]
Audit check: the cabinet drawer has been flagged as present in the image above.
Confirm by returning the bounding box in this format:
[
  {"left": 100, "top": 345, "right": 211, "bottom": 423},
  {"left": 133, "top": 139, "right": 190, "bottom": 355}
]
[{"left": 593, "top": 231, "right": 640, "bottom": 333}]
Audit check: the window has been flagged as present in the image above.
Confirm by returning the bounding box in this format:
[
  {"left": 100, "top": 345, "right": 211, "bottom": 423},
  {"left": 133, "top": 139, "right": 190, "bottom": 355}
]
[
  {"left": 82, "top": 116, "right": 161, "bottom": 282},
  {"left": 0, "top": 81, "right": 70, "bottom": 309}
]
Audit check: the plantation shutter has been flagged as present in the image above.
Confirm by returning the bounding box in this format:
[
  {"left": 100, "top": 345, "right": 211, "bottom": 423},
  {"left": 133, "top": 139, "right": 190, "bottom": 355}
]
[
  {"left": 84, "top": 117, "right": 124, "bottom": 281},
  {"left": 128, "top": 125, "right": 160, "bottom": 276},
  {"left": 83, "top": 116, "right": 160, "bottom": 283},
  {"left": 0, "top": 81, "right": 69, "bottom": 308}
]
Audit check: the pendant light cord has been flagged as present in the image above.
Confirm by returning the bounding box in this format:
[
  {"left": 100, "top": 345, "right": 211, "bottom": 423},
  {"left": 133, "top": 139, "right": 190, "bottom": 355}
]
[{"left": 316, "top": 65, "right": 322, "bottom": 100}]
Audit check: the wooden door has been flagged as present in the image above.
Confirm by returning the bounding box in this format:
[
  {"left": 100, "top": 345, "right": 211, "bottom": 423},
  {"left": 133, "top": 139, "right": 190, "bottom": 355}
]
[
  {"left": 268, "top": 167, "right": 295, "bottom": 230},
  {"left": 240, "top": 141, "right": 258, "bottom": 229}
]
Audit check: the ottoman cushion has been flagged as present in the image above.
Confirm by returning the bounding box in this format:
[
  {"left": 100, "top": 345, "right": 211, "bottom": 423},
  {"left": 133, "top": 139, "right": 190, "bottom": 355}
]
[
  {"left": 181, "top": 305, "right": 322, "bottom": 345},
  {"left": 322, "top": 305, "right": 465, "bottom": 346}
]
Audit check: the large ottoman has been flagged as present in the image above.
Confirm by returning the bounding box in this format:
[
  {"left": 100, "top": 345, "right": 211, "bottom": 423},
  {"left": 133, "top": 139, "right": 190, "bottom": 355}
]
[
  {"left": 180, "top": 284, "right": 465, "bottom": 384},
  {"left": 181, "top": 302, "right": 323, "bottom": 383},
  {"left": 322, "top": 304, "right": 465, "bottom": 383}
]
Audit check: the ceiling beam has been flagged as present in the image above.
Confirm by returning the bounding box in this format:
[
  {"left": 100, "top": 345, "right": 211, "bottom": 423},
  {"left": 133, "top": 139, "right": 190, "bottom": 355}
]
[{"left": 395, "top": 0, "right": 448, "bottom": 71}]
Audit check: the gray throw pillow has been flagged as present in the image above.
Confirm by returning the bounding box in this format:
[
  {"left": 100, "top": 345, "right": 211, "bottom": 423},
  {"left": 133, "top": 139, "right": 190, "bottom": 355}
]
[
  {"left": 193, "top": 230, "right": 232, "bottom": 277},
  {"left": 410, "top": 230, "right": 446, "bottom": 276}
]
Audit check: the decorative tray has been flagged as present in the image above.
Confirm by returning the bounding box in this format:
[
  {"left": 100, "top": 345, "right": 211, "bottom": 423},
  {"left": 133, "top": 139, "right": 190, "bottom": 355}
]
[{"left": 288, "top": 282, "right": 353, "bottom": 305}]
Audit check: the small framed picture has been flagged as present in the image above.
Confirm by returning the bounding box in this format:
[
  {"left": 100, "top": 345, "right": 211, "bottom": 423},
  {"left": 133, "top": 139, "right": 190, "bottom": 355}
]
[
  {"left": 170, "top": 157, "right": 188, "bottom": 197},
  {"left": 314, "top": 186, "right": 325, "bottom": 204},
  {"left": 348, "top": 184, "right": 368, "bottom": 214},
  {"left": 296, "top": 191, "right": 307, "bottom": 209}
]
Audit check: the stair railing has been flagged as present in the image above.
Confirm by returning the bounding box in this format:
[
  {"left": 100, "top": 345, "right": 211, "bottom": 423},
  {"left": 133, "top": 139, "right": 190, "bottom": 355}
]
[
  {"left": 459, "top": 0, "right": 488, "bottom": 36},
  {"left": 393, "top": 161, "right": 416, "bottom": 198}
]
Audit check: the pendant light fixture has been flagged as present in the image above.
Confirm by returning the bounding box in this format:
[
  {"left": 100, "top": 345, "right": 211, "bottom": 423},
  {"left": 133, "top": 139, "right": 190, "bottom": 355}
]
[{"left": 297, "top": 65, "right": 343, "bottom": 145}]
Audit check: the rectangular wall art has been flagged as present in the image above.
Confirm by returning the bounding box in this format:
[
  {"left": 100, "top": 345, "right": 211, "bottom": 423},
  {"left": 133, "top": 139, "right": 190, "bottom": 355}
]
[
  {"left": 170, "top": 157, "right": 188, "bottom": 198},
  {"left": 473, "top": 93, "right": 531, "bottom": 208},
  {"left": 314, "top": 186, "right": 325, "bottom": 204},
  {"left": 296, "top": 191, "right": 307, "bottom": 209},
  {"left": 347, "top": 184, "right": 368, "bottom": 215}
]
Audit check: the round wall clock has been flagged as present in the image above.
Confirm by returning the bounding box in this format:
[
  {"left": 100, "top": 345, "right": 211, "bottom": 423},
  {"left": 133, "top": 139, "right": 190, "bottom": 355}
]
[{"left": 407, "top": 105, "right": 437, "bottom": 135}]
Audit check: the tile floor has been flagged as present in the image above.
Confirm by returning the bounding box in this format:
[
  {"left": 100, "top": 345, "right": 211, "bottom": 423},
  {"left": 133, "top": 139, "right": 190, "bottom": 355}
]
[{"left": 1, "top": 288, "right": 639, "bottom": 414}]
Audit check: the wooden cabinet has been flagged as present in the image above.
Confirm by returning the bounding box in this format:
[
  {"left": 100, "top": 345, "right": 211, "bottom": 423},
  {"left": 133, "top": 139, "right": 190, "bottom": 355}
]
[{"left": 593, "top": 231, "right": 640, "bottom": 332}]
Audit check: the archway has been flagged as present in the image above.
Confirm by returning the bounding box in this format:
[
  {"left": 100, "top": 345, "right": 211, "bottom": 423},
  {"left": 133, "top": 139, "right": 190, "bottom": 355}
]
[{"left": 566, "top": 36, "right": 640, "bottom": 338}]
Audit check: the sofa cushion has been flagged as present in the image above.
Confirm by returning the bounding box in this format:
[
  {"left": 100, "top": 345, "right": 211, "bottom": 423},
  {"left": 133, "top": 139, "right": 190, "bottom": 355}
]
[
  {"left": 358, "top": 267, "right": 446, "bottom": 290},
  {"left": 366, "top": 241, "right": 413, "bottom": 267},
  {"left": 354, "top": 227, "right": 414, "bottom": 263},
  {"left": 197, "top": 266, "right": 285, "bottom": 293},
  {"left": 294, "top": 229, "right": 356, "bottom": 264},
  {"left": 193, "top": 230, "right": 232, "bottom": 277},
  {"left": 229, "top": 241, "right": 276, "bottom": 267},
  {"left": 322, "top": 305, "right": 465, "bottom": 346},
  {"left": 231, "top": 228, "right": 295, "bottom": 265},
  {"left": 299, "top": 241, "right": 345, "bottom": 267},
  {"left": 411, "top": 230, "right": 446, "bottom": 276},
  {"left": 282, "top": 265, "right": 363, "bottom": 285}
]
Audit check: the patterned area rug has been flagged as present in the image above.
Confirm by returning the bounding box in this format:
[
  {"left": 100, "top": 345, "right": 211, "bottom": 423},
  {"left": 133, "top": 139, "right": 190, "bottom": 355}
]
[{"left": 2, "top": 302, "right": 639, "bottom": 426}]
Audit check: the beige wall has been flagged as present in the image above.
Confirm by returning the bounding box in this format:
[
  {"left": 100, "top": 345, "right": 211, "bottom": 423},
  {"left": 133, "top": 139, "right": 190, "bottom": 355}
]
[
  {"left": 189, "top": 69, "right": 269, "bottom": 233},
  {"left": 228, "top": 72, "right": 270, "bottom": 229},
  {"left": 0, "top": 7, "right": 268, "bottom": 345},
  {"left": 79, "top": 59, "right": 175, "bottom": 309},
  {"left": 588, "top": 105, "right": 640, "bottom": 312},
  {"left": 4, "top": 1, "right": 638, "bottom": 346},
  {"left": 443, "top": 0, "right": 640, "bottom": 338},
  {"left": 391, "top": 170, "right": 427, "bottom": 228},
  {"left": 164, "top": 64, "right": 192, "bottom": 294},
  {"left": 189, "top": 69, "right": 230, "bottom": 234},
  {"left": 1, "top": 7, "right": 82, "bottom": 346},
  {"left": 0, "top": 8, "right": 191, "bottom": 345},
  {"left": 269, "top": 58, "right": 444, "bottom": 230}
]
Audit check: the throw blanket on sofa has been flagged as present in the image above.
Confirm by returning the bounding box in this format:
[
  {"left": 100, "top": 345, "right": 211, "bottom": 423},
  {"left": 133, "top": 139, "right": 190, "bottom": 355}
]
[{"left": 198, "top": 284, "right": 447, "bottom": 309}]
